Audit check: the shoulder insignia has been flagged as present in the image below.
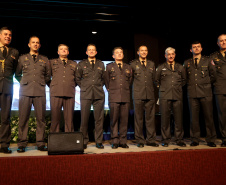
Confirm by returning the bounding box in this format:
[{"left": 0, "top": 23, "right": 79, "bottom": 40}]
[{"left": 211, "top": 60, "right": 215, "bottom": 65}]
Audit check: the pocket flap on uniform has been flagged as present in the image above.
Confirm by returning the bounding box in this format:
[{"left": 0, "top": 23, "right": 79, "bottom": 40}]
[
  {"left": 21, "top": 81, "right": 28, "bottom": 85},
  {"left": 159, "top": 87, "right": 165, "bottom": 91}
]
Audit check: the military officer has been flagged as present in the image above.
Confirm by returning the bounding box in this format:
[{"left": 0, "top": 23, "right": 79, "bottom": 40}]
[
  {"left": 0, "top": 27, "right": 19, "bottom": 154},
  {"left": 76, "top": 44, "right": 105, "bottom": 149},
  {"left": 15, "top": 36, "right": 51, "bottom": 152},
  {"left": 184, "top": 41, "right": 217, "bottom": 147},
  {"left": 104, "top": 47, "right": 132, "bottom": 149},
  {"left": 130, "top": 45, "right": 158, "bottom": 148},
  {"left": 49, "top": 44, "right": 76, "bottom": 133},
  {"left": 210, "top": 34, "right": 226, "bottom": 147},
  {"left": 155, "top": 47, "right": 186, "bottom": 147}
]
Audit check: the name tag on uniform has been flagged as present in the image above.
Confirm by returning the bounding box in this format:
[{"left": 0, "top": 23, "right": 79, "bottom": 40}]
[{"left": 162, "top": 68, "right": 167, "bottom": 70}]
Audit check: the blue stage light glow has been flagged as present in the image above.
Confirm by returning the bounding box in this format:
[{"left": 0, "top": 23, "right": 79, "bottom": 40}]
[{"left": 11, "top": 60, "right": 112, "bottom": 110}]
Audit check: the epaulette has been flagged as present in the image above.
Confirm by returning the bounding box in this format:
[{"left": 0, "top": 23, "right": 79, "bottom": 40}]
[
  {"left": 209, "top": 51, "right": 219, "bottom": 57},
  {"left": 19, "top": 53, "right": 29, "bottom": 57},
  {"left": 39, "top": 54, "right": 49, "bottom": 60},
  {"left": 49, "top": 58, "right": 58, "bottom": 61}
]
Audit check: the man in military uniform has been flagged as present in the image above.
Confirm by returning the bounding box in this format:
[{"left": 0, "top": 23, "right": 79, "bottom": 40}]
[
  {"left": 184, "top": 41, "right": 217, "bottom": 147},
  {"left": 76, "top": 44, "right": 105, "bottom": 149},
  {"left": 104, "top": 47, "right": 132, "bottom": 149},
  {"left": 49, "top": 44, "right": 76, "bottom": 133},
  {"left": 0, "top": 27, "right": 19, "bottom": 154},
  {"left": 155, "top": 47, "right": 186, "bottom": 147},
  {"left": 210, "top": 34, "right": 226, "bottom": 147},
  {"left": 130, "top": 45, "right": 158, "bottom": 148},
  {"left": 15, "top": 36, "right": 51, "bottom": 152}
]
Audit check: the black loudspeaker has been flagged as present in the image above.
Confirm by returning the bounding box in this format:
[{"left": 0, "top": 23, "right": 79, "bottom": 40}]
[{"left": 48, "top": 132, "right": 84, "bottom": 155}]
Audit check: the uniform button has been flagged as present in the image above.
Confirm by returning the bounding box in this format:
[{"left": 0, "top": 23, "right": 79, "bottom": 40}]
[
  {"left": 63, "top": 76, "right": 65, "bottom": 77},
  {"left": 196, "top": 84, "right": 197, "bottom": 85},
  {"left": 92, "top": 80, "right": 94, "bottom": 81},
  {"left": 33, "top": 81, "right": 35, "bottom": 82}
]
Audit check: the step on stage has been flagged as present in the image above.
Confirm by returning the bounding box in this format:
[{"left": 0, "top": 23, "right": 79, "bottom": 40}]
[{"left": 0, "top": 138, "right": 226, "bottom": 185}]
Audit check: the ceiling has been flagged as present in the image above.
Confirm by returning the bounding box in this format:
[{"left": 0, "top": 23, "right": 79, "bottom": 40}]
[{"left": 0, "top": 1, "right": 224, "bottom": 60}]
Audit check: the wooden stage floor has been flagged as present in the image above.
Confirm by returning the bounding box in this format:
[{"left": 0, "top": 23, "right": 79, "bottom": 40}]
[{"left": 0, "top": 137, "right": 224, "bottom": 157}]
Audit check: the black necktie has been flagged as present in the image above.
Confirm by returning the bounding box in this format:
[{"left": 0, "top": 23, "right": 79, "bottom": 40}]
[
  {"left": 62, "top": 59, "right": 66, "bottom": 66},
  {"left": 224, "top": 51, "right": 226, "bottom": 60},
  {"left": 32, "top": 54, "right": 36, "bottom": 61},
  {"left": 118, "top": 63, "right": 122, "bottom": 71},
  {"left": 170, "top": 63, "right": 173, "bottom": 70},
  {"left": 91, "top": 60, "right": 94, "bottom": 69},
  {"left": 142, "top": 61, "right": 146, "bottom": 69},
  {"left": 2, "top": 46, "right": 7, "bottom": 59},
  {"left": 194, "top": 58, "right": 198, "bottom": 68}
]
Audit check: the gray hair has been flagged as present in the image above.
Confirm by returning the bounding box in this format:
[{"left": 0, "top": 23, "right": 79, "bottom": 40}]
[{"left": 165, "top": 47, "right": 175, "bottom": 55}]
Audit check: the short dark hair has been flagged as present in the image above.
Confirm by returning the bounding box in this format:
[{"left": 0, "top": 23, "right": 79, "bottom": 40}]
[
  {"left": 112, "top": 47, "right": 123, "bottom": 55},
  {"left": 218, "top": 34, "right": 226, "bottom": 42},
  {"left": 87, "top": 43, "right": 96, "bottom": 50},
  {"left": 58, "top": 44, "right": 69, "bottom": 50},
  {"left": 29, "top": 36, "right": 40, "bottom": 43},
  {"left": 190, "top": 41, "right": 201, "bottom": 49},
  {"left": 0, "top": 27, "right": 12, "bottom": 34},
  {"left": 137, "top": 45, "right": 148, "bottom": 51}
]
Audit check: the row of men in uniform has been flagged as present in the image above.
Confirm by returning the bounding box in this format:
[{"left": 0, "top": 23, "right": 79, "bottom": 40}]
[{"left": 0, "top": 26, "right": 225, "bottom": 153}]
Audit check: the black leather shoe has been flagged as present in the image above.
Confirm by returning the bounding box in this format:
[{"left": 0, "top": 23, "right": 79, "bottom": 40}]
[
  {"left": 38, "top": 145, "right": 48, "bottom": 151},
  {"left": 147, "top": 142, "right": 159, "bottom": 147},
  {"left": 177, "top": 141, "right": 186, "bottom": 147},
  {"left": 137, "top": 143, "right": 144, "bottom": 148},
  {"left": 221, "top": 141, "right": 226, "bottom": 147},
  {"left": 0, "top": 147, "right": 12, "bottom": 154},
  {"left": 162, "top": 142, "right": 168, "bottom": 147},
  {"left": 96, "top": 143, "right": 104, "bottom": 149},
  {"left": 111, "top": 144, "right": 118, "bottom": 149},
  {"left": 119, "top": 144, "right": 129, "bottom": 148},
  {"left": 207, "top": 142, "right": 216, "bottom": 147},
  {"left": 83, "top": 144, "right": 87, "bottom": 149},
  {"left": 190, "top": 141, "right": 199, "bottom": 146},
  {"left": 17, "top": 146, "right": 25, "bottom": 153}
]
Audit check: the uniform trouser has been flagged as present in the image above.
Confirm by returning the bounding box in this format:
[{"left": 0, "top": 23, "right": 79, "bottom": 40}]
[
  {"left": 160, "top": 99, "right": 184, "bottom": 143},
  {"left": 109, "top": 102, "right": 130, "bottom": 145},
  {"left": 188, "top": 97, "right": 216, "bottom": 143},
  {"left": 215, "top": 94, "right": 226, "bottom": 142},
  {"left": 18, "top": 96, "right": 46, "bottom": 147},
  {"left": 0, "top": 93, "right": 12, "bottom": 148},
  {"left": 80, "top": 98, "right": 104, "bottom": 145},
  {"left": 134, "top": 99, "right": 156, "bottom": 144},
  {"left": 50, "top": 96, "right": 75, "bottom": 133}
]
